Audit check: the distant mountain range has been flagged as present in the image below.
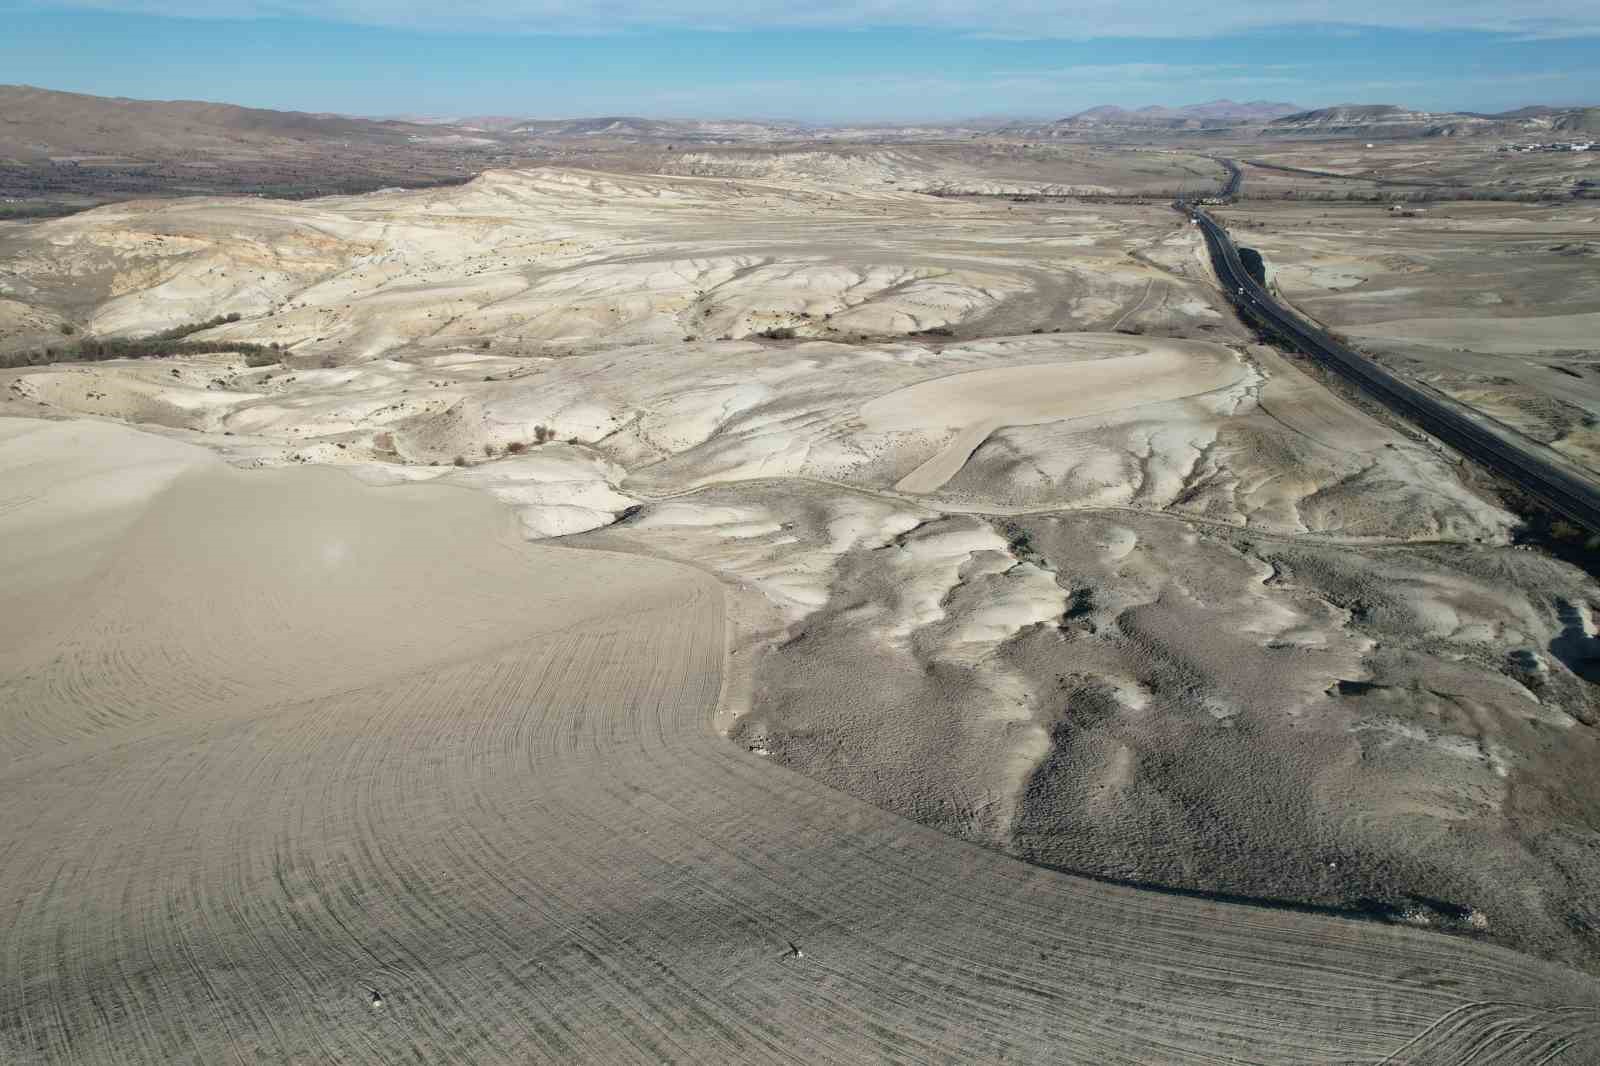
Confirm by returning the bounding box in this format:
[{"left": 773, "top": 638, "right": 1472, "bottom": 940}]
[
  {"left": 3, "top": 85, "right": 1597, "bottom": 171},
  {"left": 1000, "top": 99, "right": 1599, "bottom": 140},
  {"left": 0, "top": 84, "right": 446, "bottom": 162},
  {"left": 1264, "top": 103, "right": 1600, "bottom": 138},
  {"left": 503, "top": 115, "right": 818, "bottom": 140},
  {"left": 1060, "top": 100, "right": 1303, "bottom": 128}
]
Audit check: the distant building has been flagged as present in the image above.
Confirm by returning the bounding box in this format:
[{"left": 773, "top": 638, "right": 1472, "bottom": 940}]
[{"left": 1500, "top": 140, "right": 1592, "bottom": 154}]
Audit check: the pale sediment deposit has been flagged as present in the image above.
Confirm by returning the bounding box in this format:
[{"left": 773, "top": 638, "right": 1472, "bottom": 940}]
[
  {"left": 3, "top": 418, "right": 1599, "bottom": 1064},
  {"left": 5, "top": 163, "right": 1600, "bottom": 1062}
]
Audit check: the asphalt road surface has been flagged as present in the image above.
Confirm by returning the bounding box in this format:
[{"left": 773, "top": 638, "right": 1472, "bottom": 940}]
[{"left": 1187, "top": 174, "right": 1600, "bottom": 531}]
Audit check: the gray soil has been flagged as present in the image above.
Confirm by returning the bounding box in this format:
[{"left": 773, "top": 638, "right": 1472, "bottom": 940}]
[{"left": 738, "top": 503, "right": 1600, "bottom": 974}]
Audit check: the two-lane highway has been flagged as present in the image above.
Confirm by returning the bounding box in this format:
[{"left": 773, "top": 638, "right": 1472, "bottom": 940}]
[{"left": 1186, "top": 178, "right": 1600, "bottom": 531}]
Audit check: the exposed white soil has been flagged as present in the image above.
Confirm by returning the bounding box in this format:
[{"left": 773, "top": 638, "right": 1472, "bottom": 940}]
[{"left": 5, "top": 164, "right": 1600, "bottom": 1061}]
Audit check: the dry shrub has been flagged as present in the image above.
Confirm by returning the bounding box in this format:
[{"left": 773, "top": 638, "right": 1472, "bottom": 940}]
[{"left": 1551, "top": 519, "right": 1585, "bottom": 542}]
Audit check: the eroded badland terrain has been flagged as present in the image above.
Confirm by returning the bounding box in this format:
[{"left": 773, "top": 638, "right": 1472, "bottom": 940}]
[{"left": 6, "top": 97, "right": 1600, "bottom": 1062}]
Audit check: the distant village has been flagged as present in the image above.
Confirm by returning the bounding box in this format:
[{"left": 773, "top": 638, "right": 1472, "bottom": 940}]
[{"left": 1499, "top": 140, "right": 1594, "bottom": 154}]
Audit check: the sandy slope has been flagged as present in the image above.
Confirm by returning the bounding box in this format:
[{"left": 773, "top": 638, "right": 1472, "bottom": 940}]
[
  {"left": 2, "top": 418, "right": 1598, "bottom": 1064},
  {"left": 597, "top": 467, "right": 1600, "bottom": 975},
  {"left": 1343, "top": 311, "right": 1600, "bottom": 355},
  {"left": 7, "top": 164, "right": 1600, "bottom": 1037},
  {"left": 655, "top": 144, "right": 1225, "bottom": 197},
  {"left": 860, "top": 345, "right": 1245, "bottom": 492},
  {"left": 0, "top": 168, "right": 1203, "bottom": 363},
  {"left": 1, "top": 332, "right": 1509, "bottom": 543}
]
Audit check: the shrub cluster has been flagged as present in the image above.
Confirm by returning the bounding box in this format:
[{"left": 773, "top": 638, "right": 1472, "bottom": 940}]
[{"left": 0, "top": 313, "right": 276, "bottom": 369}]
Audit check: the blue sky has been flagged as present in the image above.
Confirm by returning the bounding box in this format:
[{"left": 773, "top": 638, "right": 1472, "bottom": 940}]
[{"left": 1, "top": 3, "right": 1595, "bottom": 121}]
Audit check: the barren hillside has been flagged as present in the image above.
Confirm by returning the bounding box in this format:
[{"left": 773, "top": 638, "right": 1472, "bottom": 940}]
[{"left": 5, "top": 151, "right": 1600, "bottom": 1063}]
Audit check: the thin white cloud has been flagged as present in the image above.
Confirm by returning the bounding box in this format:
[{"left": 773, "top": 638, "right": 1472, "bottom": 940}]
[
  {"left": 633, "top": 63, "right": 1313, "bottom": 119},
  {"left": 1343, "top": 70, "right": 1586, "bottom": 92},
  {"left": 620, "top": 58, "right": 1589, "bottom": 121},
  {"left": 16, "top": 0, "right": 1600, "bottom": 39}
]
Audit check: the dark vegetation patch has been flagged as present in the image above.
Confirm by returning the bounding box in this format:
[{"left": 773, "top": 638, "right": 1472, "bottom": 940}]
[
  {"left": 0, "top": 161, "right": 479, "bottom": 208},
  {"left": 1237, "top": 247, "right": 1267, "bottom": 286},
  {"left": 0, "top": 201, "right": 97, "bottom": 221},
  {"left": 0, "top": 313, "right": 275, "bottom": 368}
]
